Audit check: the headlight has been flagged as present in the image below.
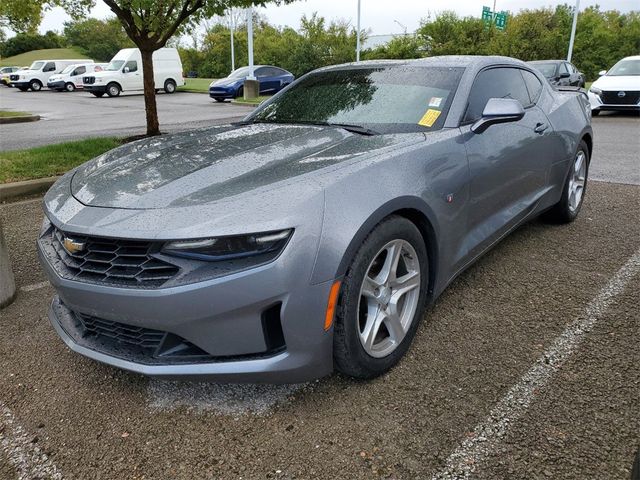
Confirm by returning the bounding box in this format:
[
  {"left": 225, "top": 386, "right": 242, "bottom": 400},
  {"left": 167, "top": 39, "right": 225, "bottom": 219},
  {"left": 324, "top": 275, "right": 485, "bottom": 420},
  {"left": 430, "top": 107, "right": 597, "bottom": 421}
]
[
  {"left": 590, "top": 87, "right": 602, "bottom": 95},
  {"left": 162, "top": 229, "right": 293, "bottom": 261}
]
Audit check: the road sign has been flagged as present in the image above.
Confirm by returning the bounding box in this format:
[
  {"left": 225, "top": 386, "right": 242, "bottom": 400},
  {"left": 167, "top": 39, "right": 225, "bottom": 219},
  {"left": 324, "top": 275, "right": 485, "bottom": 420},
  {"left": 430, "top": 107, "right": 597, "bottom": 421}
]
[{"left": 482, "top": 6, "right": 508, "bottom": 31}]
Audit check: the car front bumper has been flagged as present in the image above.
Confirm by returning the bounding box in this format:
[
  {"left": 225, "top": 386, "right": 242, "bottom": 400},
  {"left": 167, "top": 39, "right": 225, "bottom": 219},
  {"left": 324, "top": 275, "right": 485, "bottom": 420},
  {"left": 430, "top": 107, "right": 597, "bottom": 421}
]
[
  {"left": 47, "top": 81, "right": 65, "bottom": 90},
  {"left": 588, "top": 90, "right": 640, "bottom": 112},
  {"left": 209, "top": 86, "right": 237, "bottom": 99},
  {"left": 10, "top": 81, "right": 30, "bottom": 88},
  {"left": 38, "top": 224, "right": 336, "bottom": 383}
]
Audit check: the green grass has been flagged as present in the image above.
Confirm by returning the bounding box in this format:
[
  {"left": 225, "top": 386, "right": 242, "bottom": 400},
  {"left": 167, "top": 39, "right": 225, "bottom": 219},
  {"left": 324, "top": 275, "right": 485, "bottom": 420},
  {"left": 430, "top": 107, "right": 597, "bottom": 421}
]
[
  {"left": 0, "top": 137, "right": 121, "bottom": 183},
  {"left": 0, "top": 48, "right": 90, "bottom": 67},
  {"left": 0, "top": 111, "right": 30, "bottom": 118},
  {"left": 232, "top": 95, "right": 271, "bottom": 106},
  {"left": 178, "top": 77, "right": 217, "bottom": 93}
]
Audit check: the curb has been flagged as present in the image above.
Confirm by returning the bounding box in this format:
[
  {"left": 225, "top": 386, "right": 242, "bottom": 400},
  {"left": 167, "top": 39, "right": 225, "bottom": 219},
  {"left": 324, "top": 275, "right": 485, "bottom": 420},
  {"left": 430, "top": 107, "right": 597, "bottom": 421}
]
[
  {"left": 0, "top": 176, "right": 59, "bottom": 202},
  {"left": 0, "top": 115, "right": 41, "bottom": 125}
]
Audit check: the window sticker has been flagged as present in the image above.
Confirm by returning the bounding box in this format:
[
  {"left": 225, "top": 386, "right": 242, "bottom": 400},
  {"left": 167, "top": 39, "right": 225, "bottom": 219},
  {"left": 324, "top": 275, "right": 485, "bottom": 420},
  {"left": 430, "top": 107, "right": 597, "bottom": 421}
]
[
  {"left": 418, "top": 109, "right": 441, "bottom": 128},
  {"left": 429, "top": 97, "right": 443, "bottom": 108}
]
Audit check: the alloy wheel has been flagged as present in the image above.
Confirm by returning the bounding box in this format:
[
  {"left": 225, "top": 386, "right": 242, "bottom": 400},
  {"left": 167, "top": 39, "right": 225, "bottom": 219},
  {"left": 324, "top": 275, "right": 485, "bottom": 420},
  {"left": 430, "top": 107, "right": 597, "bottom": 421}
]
[
  {"left": 568, "top": 150, "right": 586, "bottom": 212},
  {"left": 357, "top": 239, "right": 421, "bottom": 358}
]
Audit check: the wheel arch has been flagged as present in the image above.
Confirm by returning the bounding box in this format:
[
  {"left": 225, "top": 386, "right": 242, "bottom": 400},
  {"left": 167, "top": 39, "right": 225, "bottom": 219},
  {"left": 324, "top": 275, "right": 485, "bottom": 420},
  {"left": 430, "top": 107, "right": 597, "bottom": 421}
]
[
  {"left": 581, "top": 131, "right": 593, "bottom": 161},
  {"left": 106, "top": 81, "right": 122, "bottom": 91},
  {"left": 334, "top": 197, "right": 440, "bottom": 301}
]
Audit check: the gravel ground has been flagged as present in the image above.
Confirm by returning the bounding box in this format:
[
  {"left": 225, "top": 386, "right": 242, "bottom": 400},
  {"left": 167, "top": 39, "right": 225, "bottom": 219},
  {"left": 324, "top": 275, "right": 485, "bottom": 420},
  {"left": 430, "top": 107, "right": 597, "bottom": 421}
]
[{"left": 0, "top": 181, "right": 638, "bottom": 479}]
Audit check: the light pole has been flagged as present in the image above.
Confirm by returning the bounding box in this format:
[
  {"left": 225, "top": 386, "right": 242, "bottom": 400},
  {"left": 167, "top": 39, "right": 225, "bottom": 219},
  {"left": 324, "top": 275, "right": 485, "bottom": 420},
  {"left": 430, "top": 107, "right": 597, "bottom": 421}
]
[
  {"left": 247, "top": 7, "right": 255, "bottom": 80},
  {"left": 230, "top": 10, "right": 235, "bottom": 73},
  {"left": 567, "top": 0, "right": 580, "bottom": 62},
  {"left": 356, "top": 0, "right": 361, "bottom": 62}
]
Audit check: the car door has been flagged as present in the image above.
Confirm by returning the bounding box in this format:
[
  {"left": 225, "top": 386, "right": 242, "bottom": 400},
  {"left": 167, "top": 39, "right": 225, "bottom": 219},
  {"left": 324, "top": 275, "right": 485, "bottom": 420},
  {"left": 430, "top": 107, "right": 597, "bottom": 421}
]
[
  {"left": 461, "top": 66, "right": 555, "bottom": 259},
  {"left": 71, "top": 66, "right": 86, "bottom": 88},
  {"left": 122, "top": 60, "right": 142, "bottom": 90},
  {"left": 256, "top": 67, "right": 279, "bottom": 93}
]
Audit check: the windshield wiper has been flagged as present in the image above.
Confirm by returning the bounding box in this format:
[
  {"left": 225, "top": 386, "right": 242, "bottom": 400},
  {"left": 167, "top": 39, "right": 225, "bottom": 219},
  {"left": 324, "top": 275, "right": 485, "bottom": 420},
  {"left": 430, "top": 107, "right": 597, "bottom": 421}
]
[{"left": 232, "top": 120, "right": 379, "bottom": 136}]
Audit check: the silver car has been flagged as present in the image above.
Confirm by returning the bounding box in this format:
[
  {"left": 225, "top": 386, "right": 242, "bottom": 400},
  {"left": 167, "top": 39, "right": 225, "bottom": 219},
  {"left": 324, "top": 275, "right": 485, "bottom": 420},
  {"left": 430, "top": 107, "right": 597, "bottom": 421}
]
[{"left": 38, "top": 56, "right": 593, "bottom": 383}]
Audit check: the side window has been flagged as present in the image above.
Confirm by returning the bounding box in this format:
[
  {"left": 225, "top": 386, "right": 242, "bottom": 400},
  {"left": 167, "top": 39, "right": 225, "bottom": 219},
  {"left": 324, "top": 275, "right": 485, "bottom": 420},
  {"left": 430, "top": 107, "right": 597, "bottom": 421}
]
[
  {"left": 521, "top": 70, "right": 543, "bottom": 105},
  {"left": 124, "top": 61, "right": 138, "bottom": 72},
  {"left": 559, "top": 63, "right": 569, "bottom": 75},
  {"left": 464, "top": 67, "right": 531, "bottom": 122},
  {"left": 72, "top": 66, "right": 86, "bottom": 76},
  {"left": 255, "top": 68, "right": 269, "bottom": 77},
  {"left": 44, "top": 62, "right": 56, "bottom": 72}
]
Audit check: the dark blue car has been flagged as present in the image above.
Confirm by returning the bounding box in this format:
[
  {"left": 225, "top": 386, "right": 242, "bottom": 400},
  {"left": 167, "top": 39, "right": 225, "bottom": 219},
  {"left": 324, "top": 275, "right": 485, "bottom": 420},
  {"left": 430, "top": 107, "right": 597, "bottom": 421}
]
[{"left": 209, "top": 65, "right": 295, "bottom": 102}]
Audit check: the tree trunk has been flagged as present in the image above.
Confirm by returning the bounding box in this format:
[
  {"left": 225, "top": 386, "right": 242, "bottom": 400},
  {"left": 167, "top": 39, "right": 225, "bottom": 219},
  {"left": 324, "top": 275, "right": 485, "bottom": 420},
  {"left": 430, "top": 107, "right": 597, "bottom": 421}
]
[{"left": 140, "top": 48, "right": 160, "bottom": 136}]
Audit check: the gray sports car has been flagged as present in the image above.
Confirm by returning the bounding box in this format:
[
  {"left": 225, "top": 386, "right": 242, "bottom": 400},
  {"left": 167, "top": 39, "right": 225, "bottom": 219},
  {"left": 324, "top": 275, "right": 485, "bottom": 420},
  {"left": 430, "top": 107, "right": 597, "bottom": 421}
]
[{"left": 38, "top": 56, "right": 593, "bottom": 383}]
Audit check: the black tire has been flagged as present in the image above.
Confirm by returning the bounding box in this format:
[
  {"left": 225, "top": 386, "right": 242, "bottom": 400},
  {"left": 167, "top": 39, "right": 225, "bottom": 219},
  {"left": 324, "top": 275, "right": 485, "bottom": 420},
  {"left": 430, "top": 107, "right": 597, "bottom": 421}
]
[
  {"left": 65, "top": 82, "right": 75, "bottom": 92},
  {"left": 591, "top": 110, "right": 600, "bottom": 116},
  {"left": 214, "top": 98, "right": 225, "bottom": 102},
  {"left": 164, "top": 79, "right": 177, "bottom": 94},
  {"left": 236, "top": 86, "right": 244, "bottom": 98},
  {"left": 106, "top": 82, "right": 121, "bottom": 97},
  {"left": 544, "top": 139, "right": 589, "bottom": 224},
  {"left": 333, "top": 215, "right": 429, "bottom": 379},
  {"left": 29, "top": 80, "right": 42, "bottom": 91},
  {"left": 91, "top": 92, "right": 105, "bottom": 98}
]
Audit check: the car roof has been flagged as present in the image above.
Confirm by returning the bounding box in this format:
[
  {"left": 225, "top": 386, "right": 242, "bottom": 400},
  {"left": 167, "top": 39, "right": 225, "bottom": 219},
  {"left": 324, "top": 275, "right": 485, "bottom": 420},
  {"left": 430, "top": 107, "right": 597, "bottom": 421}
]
[
  {"left": 528, "top": 60, "right": 568, "bottom": 64},
  {"left": 621, "top": 55, "right": 640, "bottom": 60},
  {"left": 318, "top": 55, "right": 532, "bottom": 72}
]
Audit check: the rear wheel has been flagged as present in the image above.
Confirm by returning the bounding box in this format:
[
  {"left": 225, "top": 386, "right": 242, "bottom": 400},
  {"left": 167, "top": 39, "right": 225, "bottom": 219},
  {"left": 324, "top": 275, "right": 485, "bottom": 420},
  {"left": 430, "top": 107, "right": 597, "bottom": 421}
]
[
  {"left": 65, "top": 82, "right": 75, "bottom": 92},
  {"left": 333, "top": 216, "right": 428, "bottom": 379},
  {"left": 236, "top": 86, "right": 244, "bottom": 99},
  {"left": 106, "top": 83, "right": 121, "bottom": 97},
  {"left": 164, "top": 79, "right": 177, "bottom": 94},
  {"left": 545, "top": 139, "right": 589, "bottom": 223},
  {"left": 29, "top": 80, "right": 42, "bottom": 91}
]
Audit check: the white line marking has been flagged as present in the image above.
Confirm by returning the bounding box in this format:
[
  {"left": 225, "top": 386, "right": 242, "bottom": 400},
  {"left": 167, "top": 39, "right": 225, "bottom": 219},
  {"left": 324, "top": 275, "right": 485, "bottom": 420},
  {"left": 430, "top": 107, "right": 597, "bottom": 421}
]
[
  {"left": 0, "top": 401, "right": 63, "bottom": 480},
  {"left": 148, "top": 380, "right": 306, "bottom": 416},
  {"left": 432, "top": 248, "right": 640, "bottom": 480},
  {"left": 20, "top": 281, "right": 50, "bottom": 293}
]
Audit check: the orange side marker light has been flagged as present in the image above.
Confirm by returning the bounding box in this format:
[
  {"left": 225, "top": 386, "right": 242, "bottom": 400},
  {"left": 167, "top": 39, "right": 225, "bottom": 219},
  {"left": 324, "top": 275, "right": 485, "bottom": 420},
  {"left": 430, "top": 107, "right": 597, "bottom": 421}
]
[{"left": 324, "top": 280, "right": 342, "bottom": 331}]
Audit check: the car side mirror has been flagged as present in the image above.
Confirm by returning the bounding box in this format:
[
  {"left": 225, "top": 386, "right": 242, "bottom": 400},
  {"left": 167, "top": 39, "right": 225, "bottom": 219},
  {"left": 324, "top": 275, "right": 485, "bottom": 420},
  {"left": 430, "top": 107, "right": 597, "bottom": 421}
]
[
  {"left": 598, "top": 70, "right": 607, "bottom": 76},
  {"left": 123, "top": 67, "right": 130, "bottom": 73},
  {"left": 559, "top": 72, "right": 571, "bottom": 78},
  {"left": 471, "top": 98, "right": 525, "bottom": 134}
]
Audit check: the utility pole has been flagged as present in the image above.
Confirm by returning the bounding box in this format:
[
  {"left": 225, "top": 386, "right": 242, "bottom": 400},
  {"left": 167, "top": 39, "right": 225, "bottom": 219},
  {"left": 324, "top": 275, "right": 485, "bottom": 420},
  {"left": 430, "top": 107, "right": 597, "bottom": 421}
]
[
  {"left": 230, "top": 10, "right": 235, "bottom": 73},
  {"left": 567, "top": 0, "right": 580, "bottom": 62},
  {"left": 247, "top": 7, "right": 255, "bottom": 80},
  {"left": 356, "top": 0, "right": 361, "bottom": 62}
]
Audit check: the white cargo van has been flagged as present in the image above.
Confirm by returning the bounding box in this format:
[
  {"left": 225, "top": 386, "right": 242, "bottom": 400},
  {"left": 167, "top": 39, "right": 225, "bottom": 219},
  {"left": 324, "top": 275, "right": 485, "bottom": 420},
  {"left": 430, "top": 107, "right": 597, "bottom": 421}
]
[
  {"left": 10, "top": 59, "right": 93, "bottom": 91},
  {"left": 83, "top": 48, "right": 184, "bottom": 97},
  {"left": 47, "top": 63, "right": 107, "bottom": 92}
]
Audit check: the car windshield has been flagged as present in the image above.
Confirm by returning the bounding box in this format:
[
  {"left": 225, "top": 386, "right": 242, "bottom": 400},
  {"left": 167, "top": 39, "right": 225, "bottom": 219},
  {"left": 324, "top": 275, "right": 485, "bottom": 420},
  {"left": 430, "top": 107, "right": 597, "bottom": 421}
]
[
  {"left": 246, "top": 66, "right": 464, "bottom": 134},
  {"left": 105, "top": 60, "right": 125, "bottom": 71},
  {"left": 531, "top": 63, "right": 557, "bottom": 77},
  {"left": 228, "top": 67, "right": 251, "bottom": 79},
  {"left": 61, "top": 65, "right": 76, "bottom": 74},
  {"left": 29, "top": 61, "right": 45, "bottom": 70},
  {"left": 607, "top": 59, "right": 640, "bottom": 76}
]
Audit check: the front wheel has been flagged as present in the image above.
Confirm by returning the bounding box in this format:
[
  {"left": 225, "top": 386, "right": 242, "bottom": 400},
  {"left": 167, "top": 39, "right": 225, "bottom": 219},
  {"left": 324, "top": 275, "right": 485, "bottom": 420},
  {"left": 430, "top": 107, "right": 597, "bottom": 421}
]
[
  {"left": 106, "top": 83, "right": 121, "bottom": 97},
  {"left": 333, "top": 216, "right": 428, "bottom": 379},
  {"left": 544, "top": 139, "right": 589, "bottom": 223},
  {"left": 29, "top": 80, "right": 42, "bottom": 91},
  {"left": 164, "top": 79, "right": 177, "bottom": 94},
  {"left": 65, "top": 82, "right": 75, "bottom": 92}
]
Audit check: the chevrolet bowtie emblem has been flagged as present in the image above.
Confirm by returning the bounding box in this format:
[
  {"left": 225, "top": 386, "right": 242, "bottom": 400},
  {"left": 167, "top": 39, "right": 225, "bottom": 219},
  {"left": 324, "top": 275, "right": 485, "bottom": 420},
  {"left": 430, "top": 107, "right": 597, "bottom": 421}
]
[{"left": 63, "top": 237, "right": 85, "bottom": 255}]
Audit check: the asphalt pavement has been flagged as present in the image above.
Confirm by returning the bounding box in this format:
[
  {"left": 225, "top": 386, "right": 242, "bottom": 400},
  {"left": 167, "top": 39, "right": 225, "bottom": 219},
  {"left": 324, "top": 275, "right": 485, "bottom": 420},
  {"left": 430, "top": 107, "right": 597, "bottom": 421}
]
[
  {"left": 0, "top": 108, "right": 638, "bottom": 479},
  {"left": 0, "top": 87, "right": 253, "bottom": 150}
]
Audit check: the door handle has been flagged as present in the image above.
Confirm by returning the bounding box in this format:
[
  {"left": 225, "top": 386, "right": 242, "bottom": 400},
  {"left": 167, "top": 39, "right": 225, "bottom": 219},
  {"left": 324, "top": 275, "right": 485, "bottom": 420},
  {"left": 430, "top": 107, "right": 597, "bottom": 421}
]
[{"left": 534, "top": 122, "right": 549, "bottom": 134}]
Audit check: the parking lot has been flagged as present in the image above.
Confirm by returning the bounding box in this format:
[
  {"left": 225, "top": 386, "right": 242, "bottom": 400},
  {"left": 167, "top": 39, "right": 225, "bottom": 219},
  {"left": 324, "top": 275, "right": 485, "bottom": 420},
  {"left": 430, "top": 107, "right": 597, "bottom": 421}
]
[
  {"left": 1, "top": 107, "right": 639, "bottom": 479},
  {"left": 0, "top": 88, "right": 253, "bottom": 150}
]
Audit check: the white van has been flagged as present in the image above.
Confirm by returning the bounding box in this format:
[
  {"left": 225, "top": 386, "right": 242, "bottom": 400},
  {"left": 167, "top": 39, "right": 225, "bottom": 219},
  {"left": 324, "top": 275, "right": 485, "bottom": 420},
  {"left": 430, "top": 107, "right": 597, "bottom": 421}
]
[
  {"left": 10, "top": 59, "right": 93, "bottom": 91},
  {"left": 47, "top": 63, "right": 107, "bottom": 92},
  {"left": 83, "top": 48, "right": 184, "bottom": 97}
]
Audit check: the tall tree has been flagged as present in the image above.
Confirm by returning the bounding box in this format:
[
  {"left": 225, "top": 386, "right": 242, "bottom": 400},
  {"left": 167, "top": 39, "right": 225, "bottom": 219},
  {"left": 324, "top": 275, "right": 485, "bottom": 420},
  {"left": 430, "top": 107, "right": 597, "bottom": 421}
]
[{"left": 103, "top": 0, "right": 294, "bottom": 137}]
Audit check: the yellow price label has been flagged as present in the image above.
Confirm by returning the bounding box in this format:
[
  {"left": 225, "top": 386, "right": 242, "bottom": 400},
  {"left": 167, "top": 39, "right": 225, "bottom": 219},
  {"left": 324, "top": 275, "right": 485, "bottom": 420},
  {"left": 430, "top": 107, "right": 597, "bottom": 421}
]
[{"left": 418, "top": 109, "right": 441, "bottom": 128}]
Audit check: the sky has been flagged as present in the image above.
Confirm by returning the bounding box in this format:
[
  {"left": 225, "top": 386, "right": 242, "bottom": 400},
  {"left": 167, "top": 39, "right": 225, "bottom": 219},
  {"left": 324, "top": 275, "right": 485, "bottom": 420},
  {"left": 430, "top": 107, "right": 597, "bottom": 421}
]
[{"left": 38, "top": 0, "right": 638, "bottom": 36}]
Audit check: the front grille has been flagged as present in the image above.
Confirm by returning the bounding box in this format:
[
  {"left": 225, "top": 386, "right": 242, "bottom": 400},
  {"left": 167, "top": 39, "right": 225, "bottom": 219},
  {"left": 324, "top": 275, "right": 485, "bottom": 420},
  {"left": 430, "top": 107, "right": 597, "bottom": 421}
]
[
  {"left": 9, "top": 74, "right": 19, "bottom": 81},
  {"left": 600, "top": 90, "right": 640, "bottom": 105},
  {"left": 78, "top": 313, "right": 165, "bottom": 349},
  {"left": 83, "top": 76, "right": 95, "bottom": 84},
  {"left": 49, "top": 228, "right": 179, "bottom": 288}
]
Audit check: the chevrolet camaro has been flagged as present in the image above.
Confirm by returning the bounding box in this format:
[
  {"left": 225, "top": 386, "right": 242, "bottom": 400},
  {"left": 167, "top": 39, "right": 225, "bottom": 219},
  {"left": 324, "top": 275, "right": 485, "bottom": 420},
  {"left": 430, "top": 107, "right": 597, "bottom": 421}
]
[{"left": 38, "top": 56, "right": 593, "bottom": 383}]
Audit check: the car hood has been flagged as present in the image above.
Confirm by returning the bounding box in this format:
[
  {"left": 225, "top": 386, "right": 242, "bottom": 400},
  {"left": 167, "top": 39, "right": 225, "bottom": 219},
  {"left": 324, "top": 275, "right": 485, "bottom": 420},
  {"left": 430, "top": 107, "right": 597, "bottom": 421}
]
[
  {"left": 70, "top": 123, "right": 415, "bottom": 210},
  {"left": 592, "top": 75, "right": 640, "bottom": 90}
]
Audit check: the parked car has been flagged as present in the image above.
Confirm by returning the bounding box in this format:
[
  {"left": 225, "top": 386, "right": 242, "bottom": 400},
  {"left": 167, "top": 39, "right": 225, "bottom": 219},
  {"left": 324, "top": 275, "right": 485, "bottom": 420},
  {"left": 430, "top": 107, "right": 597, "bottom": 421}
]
[
  {"left": 0, "top": 66, "right": 20, "bottom": 86},
  {"left": 528, "top": 60, "right": 585, "bottom": 88},
  {"left": 47, "top": 63, "right": 107, "bottom": 92},
  {"left": 10, "top": 59, "right": 92, "bottom": 91},
  {"left": 82, "top": 48, "right": 184, "bottom": 98},
  {"left": 209, "top": 65, "right": 294, "bottom": 101},
  {"left": 38, "top": 56, "right": 592, "bottom": 383},
  {"left": 588, "top": 55, "right": 640, "bottom": 116}
]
